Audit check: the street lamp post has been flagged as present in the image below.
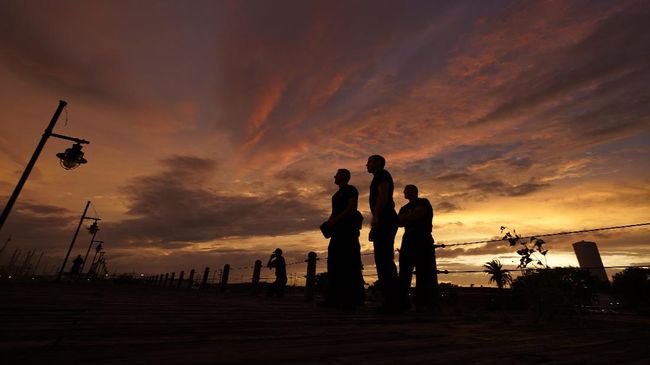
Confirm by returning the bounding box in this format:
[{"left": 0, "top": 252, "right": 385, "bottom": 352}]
[
  {"left": 57, "top": 201, "right": 100, "bottom": 280},
  {"left": 89, "top": 241, "right": 104, "bottom": 273},
  {"left": 0, "top": 100, "right": 90, "bottom": 232},
  {"left": 79, "top": 234, "right": 104, "bottom": 274}
]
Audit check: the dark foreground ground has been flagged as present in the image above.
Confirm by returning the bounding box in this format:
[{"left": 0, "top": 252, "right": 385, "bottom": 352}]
[{"left": 1, "top": 281, "right": 649, "bottom": 365}]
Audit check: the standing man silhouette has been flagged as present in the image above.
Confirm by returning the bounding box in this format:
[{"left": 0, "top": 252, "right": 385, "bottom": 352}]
[
  {"left": 267, "top": 248, "right": 287, "bottom": 297},
  {"left": 398, "top": 184, "right": 438, "bottom": 312},
  {"left": 321, "top": 169, "right": 364, "bottom": 308},
  {"left": 367, "top": 155, "right": 407, "bottom": 312}
]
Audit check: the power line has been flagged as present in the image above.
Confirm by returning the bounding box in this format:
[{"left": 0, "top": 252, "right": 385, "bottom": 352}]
[
  {"left": 439, "top": 222, "right": 650, "bottom": 248},
  {"left": 437, "top": 264, "right": 650, "bottom": 274}
]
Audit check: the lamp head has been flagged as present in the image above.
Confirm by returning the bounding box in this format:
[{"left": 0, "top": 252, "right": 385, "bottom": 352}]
[
  {"left": 56, "top": 143, "right": 87, "bottom": 170},
  {"left": 88, "top": 221, "right": 100, "bottom": 234}
]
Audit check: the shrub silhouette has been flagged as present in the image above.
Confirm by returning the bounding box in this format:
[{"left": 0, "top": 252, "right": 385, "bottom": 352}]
[
  {"left": 512, "top": 268, "right": 599, "bottom": 322},
  {"left": 612, "top": 267, "right": 650, "bottom": 314}
]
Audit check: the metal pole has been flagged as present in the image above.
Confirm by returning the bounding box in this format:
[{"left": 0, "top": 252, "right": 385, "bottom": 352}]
[
  {"left": 201, "top": 267, "right": 210, "bottom": 289},
  {"left": 220, "top": 264, "right": 230, "bottom": 292},
  {"left": 80, "top": 230, "right": 98, "bottom": 274},
  {"left": 0, "top": 101, "right": 67, "bottom": 232},
  {"left": 188, "top": 269, "right": 195, "bottom": 289},
  {"left": 31, "top": 251, "right": 44, "bottom": 277},
  {"left": 57, "top": 200, "right": 90, "bottom": 280},
  {"left": 251, "top": 260, "right": 262, "bottom": 295},
  {"left": 305, "top": 252, "right": 317, "bottom": 301},
  {"left": 90, "top": 249, "right": 99, "bottom": 272},
  {"left": 177, "top": 270, "right": 185, "bottom": 289}
]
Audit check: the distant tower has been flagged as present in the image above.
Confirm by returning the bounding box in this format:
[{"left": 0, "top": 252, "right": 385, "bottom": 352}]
[{"left": 572, "top": 241, "right": 609, "bottom": 283}]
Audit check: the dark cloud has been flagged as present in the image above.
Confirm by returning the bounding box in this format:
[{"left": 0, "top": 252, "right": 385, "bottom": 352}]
[
  {"left": 110, "top": 155, "right": 327, "bottom": 248},
  {"left": 14, "top": 201, "right": 72, "bottom": 216},
  {"left": 434, "top": 201, "right": 462, "bottom": 213},
  {"left": 274, "top": 167, "right": 309, "bottom": 182},
  {"left": 0, "top": 200, "right": 79, "bottom": 256}
]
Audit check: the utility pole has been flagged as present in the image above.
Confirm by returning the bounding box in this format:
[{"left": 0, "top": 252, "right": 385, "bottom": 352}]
[{"left": 58, "top": 201, "right": 92, "bottom": 280}]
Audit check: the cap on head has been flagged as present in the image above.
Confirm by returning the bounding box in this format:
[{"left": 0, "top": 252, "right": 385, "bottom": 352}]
[{"left": 274, "top": 248, "right": 283, "bottom": 255}]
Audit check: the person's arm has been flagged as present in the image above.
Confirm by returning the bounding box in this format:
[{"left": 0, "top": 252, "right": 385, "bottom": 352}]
[
  {"left": 372, "top": 181, "right": 389, "bottom": 226},
  {"left": 267, "top": 255, "right": 275, "bottom": 269},
  {"left": 328, "top": 196, "right": 357, "bottom": 226}
]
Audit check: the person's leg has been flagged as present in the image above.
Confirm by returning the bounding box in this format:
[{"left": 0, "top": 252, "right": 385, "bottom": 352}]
[
  {"left": 398, "top": 241, "right": 415, "bottom": 304},
  {"left": 373, "top": 224, "right": 403, "bottom": 309},
  {"left": 278, "top": 278, "right": 287, "bottom": 297},
  {"left": 327, "top": 237, "right": 343, "bottom": 304},
  {"left": 414, "top": 243, "right": 433, "bottom": 310}
]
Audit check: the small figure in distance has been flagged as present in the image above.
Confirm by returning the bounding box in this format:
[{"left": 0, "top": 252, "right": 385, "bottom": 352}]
[
  {"left": 70, "top": 254, "right": 84, "bottom": 276},
  {"left": 267, "top": 248, "right": 287, "bottom": 297},
  {"left": 320, "top": 168, "right": 364, "bottom": 309},
  {"left": 367, "top": 155, "right": 409, "bottom": 313},
  {"left": 398, "top": 184, "right": 439, "bottom": 312}
]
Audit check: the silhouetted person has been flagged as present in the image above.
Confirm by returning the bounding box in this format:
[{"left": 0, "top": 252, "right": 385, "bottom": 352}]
[
  {"left": 267, "top": 248, "right": 287, "bottom": 297},
  {"left": 70, "top": 255, "right": 84, "bottom": 276},
  {"left": 398, "top": 185, "right": 438, "bottom": 312},
  {"left": 367, "top": 155, "right": 408, "bottom": 312},
  {"left": 321, "top": 169, "right": 364, "bottom": 308}
]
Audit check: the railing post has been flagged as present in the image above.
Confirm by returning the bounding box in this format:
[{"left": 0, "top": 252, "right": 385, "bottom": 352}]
[
  {"left": 201, "top": 267, "right": 210, "bottom": 289},
  {"left": 431, "top": 244, "right": 442, "bottom": 312},
  {"left": 163, "top": 273, "right": 169, "bottom": 287},
  {"left": 251, "top": 260, "right": 262, "bottom": 295},
  {"left": 177, "top": 270, "right": 185, "bottom": 289},
  {"left": 188, "top": 269, "right": 196, "bottom": 289},
  {"left": 305, "top": 251, "right": 317, "bottom": 301},
  {"left": 220, "top": 264, "right": 230, "bottom": 292},
  {"left": 158, "top": 274, "right": 164, "bottom": 287},
  {"left": 169, "top": 272, "right": 176, "bottom": 287}
]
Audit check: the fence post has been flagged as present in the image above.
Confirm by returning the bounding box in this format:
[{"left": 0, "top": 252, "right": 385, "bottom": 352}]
[
  {"left": 201, "top": 267, "right": 210, "bottom": 289},
  {"left": 251, "top": 260, "right": 262, "bottom": 295},
  {"left": 169, "top": 272, "right": 176, "bottom": 287},
  {"left": 431, "top": 244, "right": 442, "bottom": 312},
  {"left": 177, "top": 270, "right": 185, "bottom": 289},
  {"left": 163, "top": 273, "right": 169, "bottom": 287},
  {"left": 220, "top": 264, "right": 230, "bottom": 292},
  {"left": 188, "top": 269, "right": 196, "bottom": 289},
  {"left": 305, "top": 251, "right": 317, "bottom": 301}
]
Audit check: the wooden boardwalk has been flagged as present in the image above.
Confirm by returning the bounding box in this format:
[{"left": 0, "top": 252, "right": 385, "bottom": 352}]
[{"left": 1, "top": 282, "right": 649, "bottom": 364}]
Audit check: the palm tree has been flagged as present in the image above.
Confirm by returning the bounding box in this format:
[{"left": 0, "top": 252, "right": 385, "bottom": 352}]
[
  {"left": 484, "top": 259, "right": 512, "bottom": 322},
  {"left": 484, "top": 259, "right": 512, "bottom": 289}
]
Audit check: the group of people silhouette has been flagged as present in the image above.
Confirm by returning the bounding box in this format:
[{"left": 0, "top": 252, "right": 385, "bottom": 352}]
[
  {"left": 321, "top": 154, "right": 438, "bottom": 313},
  {"left": 264, "top": 155, "right": 438, "bottom": 313}
]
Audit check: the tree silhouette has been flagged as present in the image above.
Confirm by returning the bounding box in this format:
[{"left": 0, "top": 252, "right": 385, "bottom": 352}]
[
  {"left": 483, "top": 259, "right": 512, "bottom": 289},
  {"left": 483, "top": 259, "right": 512, "bottom": 322}
]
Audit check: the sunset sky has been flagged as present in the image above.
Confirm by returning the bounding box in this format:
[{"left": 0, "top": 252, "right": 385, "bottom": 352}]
[{"left": 1, "top": 0, "right": 648, "bottom": 285}]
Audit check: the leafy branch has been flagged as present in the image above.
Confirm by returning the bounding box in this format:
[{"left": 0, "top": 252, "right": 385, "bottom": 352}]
[{"left": 500, "top": 226, "right": 549, "bottom": 269}]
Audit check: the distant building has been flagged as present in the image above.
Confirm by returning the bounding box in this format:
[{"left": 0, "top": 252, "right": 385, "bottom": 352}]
[{"left": 572, "top": 241, "right": 609, "bottom": 283}]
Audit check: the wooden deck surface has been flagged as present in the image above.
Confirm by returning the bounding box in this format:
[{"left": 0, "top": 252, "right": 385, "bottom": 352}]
[{"left": 1, "top": 281, "right": 649, "bottom": 364}]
